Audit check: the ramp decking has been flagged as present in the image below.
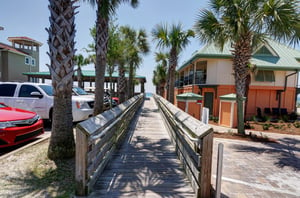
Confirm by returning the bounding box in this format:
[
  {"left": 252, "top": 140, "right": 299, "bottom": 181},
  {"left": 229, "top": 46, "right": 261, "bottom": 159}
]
[{"left": 89, "top": 97, "right": 195, "bottom": 197}]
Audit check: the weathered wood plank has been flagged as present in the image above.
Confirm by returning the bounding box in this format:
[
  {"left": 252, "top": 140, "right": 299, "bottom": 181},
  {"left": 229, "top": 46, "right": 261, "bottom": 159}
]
[
  {"left": 75, "top": 128, "right": 88, "bottom": 196},
  {"left": 75, "top": 94, "right": 144, "bottom": 196},
  {"left": 91, "top": 97, "right": 195, "bottom": 197},
  {"left": 154, "top": 95, "right": 214, "bottom": 198}
]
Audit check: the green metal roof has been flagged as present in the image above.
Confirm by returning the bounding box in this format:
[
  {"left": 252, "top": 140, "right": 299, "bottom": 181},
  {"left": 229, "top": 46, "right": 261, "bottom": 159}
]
[
  {"left": 179, "top": 39, "right": 300, "bottom": 71},
  {"left": 23, "top": 70, "right": 146, "bottom": 79},
  {"left": 219, "top": 93, "right": 246, "bottom": 101},
  {"left": 176, "top": 92, "right": 203, "bottom": 101}
]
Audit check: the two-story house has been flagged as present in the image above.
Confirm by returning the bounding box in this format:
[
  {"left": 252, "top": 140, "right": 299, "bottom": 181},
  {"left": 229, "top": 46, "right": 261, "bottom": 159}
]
[
  {"left": 0, "top": 36, "right": 42, "bottom": 82},
  {"left": 175, "top": 39, "right": 300, "bottom": 122}
]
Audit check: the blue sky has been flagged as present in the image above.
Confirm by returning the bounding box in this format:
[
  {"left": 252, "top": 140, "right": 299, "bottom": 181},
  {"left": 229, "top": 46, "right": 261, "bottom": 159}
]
[{"left": 0, "top": 0, "right": 209, "bottom": 93}]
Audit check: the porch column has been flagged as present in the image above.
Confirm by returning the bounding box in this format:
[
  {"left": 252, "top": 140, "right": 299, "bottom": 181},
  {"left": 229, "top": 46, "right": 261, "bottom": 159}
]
[{"left": 141, "top": 82, "right": 145, "bottom": 93}]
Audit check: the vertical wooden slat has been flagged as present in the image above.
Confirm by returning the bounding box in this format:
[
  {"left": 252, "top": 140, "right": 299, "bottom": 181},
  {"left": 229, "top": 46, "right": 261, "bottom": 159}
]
[
  {"left": 199, "top": 131, "right": 214, "bottom": 198},
  {"left": 75, "top": 94, "right": 144, "bottom": 196},
  {"left": 75, "top": 127, "right": 89, "bottom": 196}
]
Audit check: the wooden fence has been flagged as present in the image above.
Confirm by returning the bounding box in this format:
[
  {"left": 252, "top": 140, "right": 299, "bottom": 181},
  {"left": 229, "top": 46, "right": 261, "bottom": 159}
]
[
  {"left": 154, "top": 94, "right": 214, "bottom": 198},
  {"left": 75, "top": 94, "right": 144, "bottom": 196}
]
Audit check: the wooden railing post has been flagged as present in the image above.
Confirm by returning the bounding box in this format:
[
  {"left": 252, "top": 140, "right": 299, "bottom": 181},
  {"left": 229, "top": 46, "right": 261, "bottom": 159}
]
[
  {"left": 154, "top": 94, "right": 214, "bottom": 198},
  {"left": 75, "top": 127, "right": 89, "bottom": 196},
  {"left": 199, "top": 132, "right": 214, "bottom": 198},
  {"left": 75, "top": 94, "right": 144, "bottom": 196}
]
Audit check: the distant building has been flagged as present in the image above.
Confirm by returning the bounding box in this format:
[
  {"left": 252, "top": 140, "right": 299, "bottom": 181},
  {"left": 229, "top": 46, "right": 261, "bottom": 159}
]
[
  {"left": 0, "top": 36, "right": 42, "bottom": 82},
  {"left": 175, "top": 39, "right": 300, "bottom": 122}
]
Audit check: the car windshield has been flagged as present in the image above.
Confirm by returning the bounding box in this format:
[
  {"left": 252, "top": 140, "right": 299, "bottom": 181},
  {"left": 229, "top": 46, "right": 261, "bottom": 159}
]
[
  {"left": 39, "top": 85, "right": 54, "bottom": 96},
  {"left": 0, "top": 103, "right": 6, "bottom": 108},
  {"left": 73, "top": 87, "right": 91, "bottom": 95}
]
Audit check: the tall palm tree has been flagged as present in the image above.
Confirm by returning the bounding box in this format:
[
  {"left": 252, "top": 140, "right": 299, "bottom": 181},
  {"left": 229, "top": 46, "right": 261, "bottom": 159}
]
[
  {"left": 82, "top": 0, "right": 138, "bottom": 115},
  {"left": 194, "top": 0, "right": 300, "bottom": 134},
  {"left": 74, "top": 54, "right": 90, "bottom": 88},
  {"left": 119, "top": 26, "right": 149, "bottom": 98},
  {"left": 47, "top": 0, "right": 77, "bottom": 159},
  {"left": 152, "top": 23, "right": 194, "bottom": 103}
]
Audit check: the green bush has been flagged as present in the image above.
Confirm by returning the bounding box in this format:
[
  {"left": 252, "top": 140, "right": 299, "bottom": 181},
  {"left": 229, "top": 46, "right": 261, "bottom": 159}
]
[
  {"left": 262, "top": 123, "right": 271, "bottom": 130},
  {"left": 293, "top": 121, "right": 300, "bottom": 128}
]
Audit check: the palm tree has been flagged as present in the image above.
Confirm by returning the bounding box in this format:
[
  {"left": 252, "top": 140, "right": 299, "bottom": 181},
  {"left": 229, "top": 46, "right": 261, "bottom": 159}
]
[
  {"left": 154, "top": 52, "right": 168, "bottom": 97},
  {"left": 107, "top": 22, "right": 120, "bottom": 97},
  {"left": 152, "top": 69, "right": 159, "bottom": 94},
  {"left": 194, "top": 0, "right": 300, "bottom": 134},
  {"left": 152, "top": 23, "right": 194, "bottom": 103},
  {"left": 119, "top": 26, "right": 149, "bottom": 98},
  {"left": 74, "top": 54, "right": 90, "bottom": 88},
  {"left": 82, "top": 0, "right": 138, "bottom": 115},
  {"left": 47, "top": 0, "right": 77, "bottom": 159}
]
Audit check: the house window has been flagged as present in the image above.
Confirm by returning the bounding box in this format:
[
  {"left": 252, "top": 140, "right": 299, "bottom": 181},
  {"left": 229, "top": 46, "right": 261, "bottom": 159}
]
[
  {"left": 25, "top": 57, "right": 30, "bottom": 65},
  {"left": 255, "top": 70, "right": 275, "bottom": 82},
  {"left": 255, "top": 46, "right": 273, "bottom": 56},
  {"left": 31, "top": 58, "right": 36, "bottom": 66},
  {"left": 195, "top": 61, "right": 207, "bottom": 84}
]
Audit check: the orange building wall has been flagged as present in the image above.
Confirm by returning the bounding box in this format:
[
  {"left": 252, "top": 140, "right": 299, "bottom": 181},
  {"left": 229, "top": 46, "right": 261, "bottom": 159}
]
[{"left": 175, "top": 85, "right": 296, "bottom": 122}]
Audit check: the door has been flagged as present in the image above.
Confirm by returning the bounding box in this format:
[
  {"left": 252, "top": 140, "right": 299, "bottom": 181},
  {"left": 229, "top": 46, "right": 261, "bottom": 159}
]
[
  {"left": 204, "top": 92, "right": 214, "bottom": 115},
  {"left": 16, "top": 84, "right": 47, "bottom": 118}
]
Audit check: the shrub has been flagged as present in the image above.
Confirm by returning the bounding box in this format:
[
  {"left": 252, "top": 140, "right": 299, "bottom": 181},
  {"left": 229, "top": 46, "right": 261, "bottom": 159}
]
[
  {"left": 293, "top": 121, "right": 300, "bottom": 128},
  {"left": 262, "top": 123, "right": 271, "bottom": 130},
  {"left": 245, "top": 122, "right": 254, "bottom": 129}
]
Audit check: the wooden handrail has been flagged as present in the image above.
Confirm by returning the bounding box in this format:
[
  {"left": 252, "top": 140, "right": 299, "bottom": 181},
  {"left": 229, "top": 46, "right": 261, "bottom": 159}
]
[
  {"left": 75, "top": 94, "right": 144, "bottom": 196},
  {"left": 154, "top": 94, "right": 214, "bottom": 198}
]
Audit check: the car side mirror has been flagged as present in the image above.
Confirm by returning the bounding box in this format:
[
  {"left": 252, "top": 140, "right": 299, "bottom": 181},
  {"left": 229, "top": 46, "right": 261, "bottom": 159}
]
[{"left": 30, "top": 91, "right": 43, "bottom": 98}]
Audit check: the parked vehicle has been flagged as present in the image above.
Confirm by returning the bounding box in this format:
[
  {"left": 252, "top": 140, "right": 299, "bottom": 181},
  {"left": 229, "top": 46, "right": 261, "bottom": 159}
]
[
  {"left": 0, "top": 103, "right": 44, "bottom": 148},
  {"left": 73, "top": 87, "right": 117, "bottom": 109},
  {"left": 0, "top": 82, "right": 94, "bottom": 122}
]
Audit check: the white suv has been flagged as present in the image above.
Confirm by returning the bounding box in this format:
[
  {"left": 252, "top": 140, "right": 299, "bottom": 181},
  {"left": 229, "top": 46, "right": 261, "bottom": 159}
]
[{"left": 0, "top": 82, "right": 94, "bottom": 122}]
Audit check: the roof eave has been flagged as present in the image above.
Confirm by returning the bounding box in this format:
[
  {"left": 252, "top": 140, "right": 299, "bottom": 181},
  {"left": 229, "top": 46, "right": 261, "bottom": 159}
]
[{"left": 178, "top": 54, "right": 232, "bottom": 71}]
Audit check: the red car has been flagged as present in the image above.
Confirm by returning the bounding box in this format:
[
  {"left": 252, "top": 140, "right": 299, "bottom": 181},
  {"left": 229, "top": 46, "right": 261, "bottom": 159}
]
[{"left": 0, "top": 103, "right": 44, "bottom": 148}]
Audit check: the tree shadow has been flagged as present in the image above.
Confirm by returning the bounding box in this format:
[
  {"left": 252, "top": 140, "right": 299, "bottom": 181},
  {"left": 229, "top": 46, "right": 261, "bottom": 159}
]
[
  {"left": 231, "top": 137, "right": 300, "bottom": 171},
  {"left": 90, "top": 100, "right": 195, "bottom": 197},
  {"left": 1, "top": 156, "right": 75, "bottom": 197}
]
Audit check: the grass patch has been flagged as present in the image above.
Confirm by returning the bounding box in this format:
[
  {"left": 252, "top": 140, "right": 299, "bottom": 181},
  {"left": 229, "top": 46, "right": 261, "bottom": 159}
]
[{"left": 0, "top": 141, "right": 75, "bottom": 198}]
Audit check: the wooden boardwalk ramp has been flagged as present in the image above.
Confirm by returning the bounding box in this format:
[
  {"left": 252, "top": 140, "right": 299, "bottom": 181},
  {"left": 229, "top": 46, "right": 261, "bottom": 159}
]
[{"left": 89, "top": 97, "right": 195, "bottom": 197}]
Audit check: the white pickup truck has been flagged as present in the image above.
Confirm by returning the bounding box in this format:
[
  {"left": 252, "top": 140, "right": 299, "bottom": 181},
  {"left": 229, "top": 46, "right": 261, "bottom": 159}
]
[{"left": 0, "top": 82, "right": 94, "bottom": 122}]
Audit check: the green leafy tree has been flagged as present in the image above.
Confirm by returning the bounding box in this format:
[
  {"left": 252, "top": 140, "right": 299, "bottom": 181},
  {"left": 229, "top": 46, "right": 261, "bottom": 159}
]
[
  {"left": 152, "top": 23, "right": 194, "bottom": 103},
  {"left": 194, "top": 0, "right": 300, "bottom": 134},
  {"left": 47, "top": 0, "right": 77, "bottom": 159},
  {"left": 152, "top": 52, "right": 168, "bottom": 96},
  {"left": 106, "top": 22, "right": 120, "bottom": 97},
  {"left": 74, "top": 54, "right": 90, "bottom": 88},
  {"left": 119, "top": 26, "right": 149, "bottom": 98},
  {"left": 82, "top": 0, "right": 138, "bottom": 115}
]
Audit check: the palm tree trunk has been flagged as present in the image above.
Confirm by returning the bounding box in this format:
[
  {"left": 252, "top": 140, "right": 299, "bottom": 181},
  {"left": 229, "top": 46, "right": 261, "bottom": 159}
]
[
  {"left": 160, "top": 81, "right": 165, "bottom": 96},
  {"left": 232, "top": 35, "right": 252, "bottom": 135},
  {"left": 128, "top": 64, "right": 134, "bottom": 98},
  {"left": 118, "top": 64, "right": 126, "bottom": 103},
  {"left": 47, "top": 0, "right": 76, "bottom": 159},
  {"left": 78, "top": 66, "right": 83, "bottom": 88},
  {"left": 93, "top": 1, "right": 108, "bottom": 115},
  {"left": 168, "top": 48, "right": 177, "bottom": 104}
]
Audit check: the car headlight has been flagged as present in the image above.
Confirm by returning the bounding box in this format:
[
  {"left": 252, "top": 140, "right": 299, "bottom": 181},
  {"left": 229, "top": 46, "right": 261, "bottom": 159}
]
[
  {"left": 0, "top": 115, "right": 40, "bottom": 129},
  {"left": 75, "top": 101, "right": 90, "bottom": 109},
  {"left": 0, "top": 121, "right": 16, "bottom": 129}
]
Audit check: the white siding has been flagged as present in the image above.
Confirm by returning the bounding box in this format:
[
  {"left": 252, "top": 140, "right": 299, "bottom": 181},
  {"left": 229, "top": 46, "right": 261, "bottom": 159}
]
[{"left": 207, "top": 59, "right": 234, "bottom": 85}]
